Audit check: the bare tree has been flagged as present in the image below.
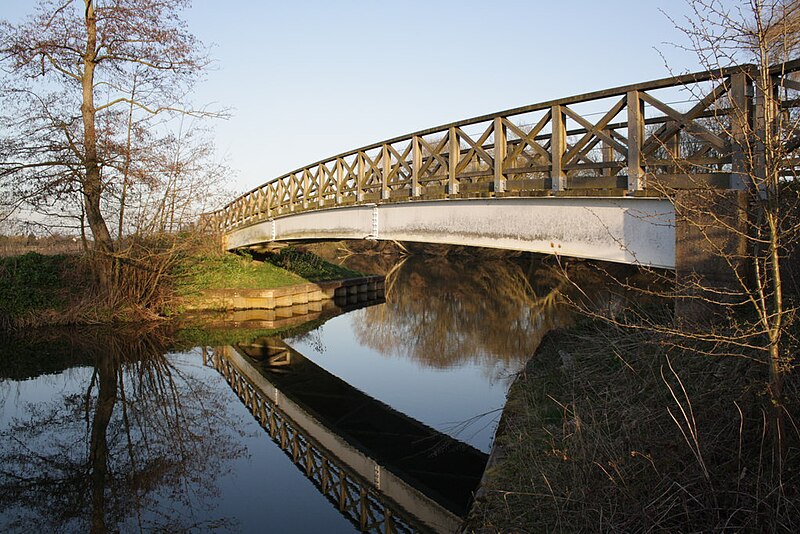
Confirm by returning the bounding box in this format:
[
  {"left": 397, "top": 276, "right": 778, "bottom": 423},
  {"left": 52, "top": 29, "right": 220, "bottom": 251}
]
[
  {"left": 657, "top": 0, "right": 800, "bottom": 463},
  {"left": 0, "top": 0, "right": 222, "bottom": 286},
  {"left": 562, "top": 0, "right": 800, "bottom": 489}
]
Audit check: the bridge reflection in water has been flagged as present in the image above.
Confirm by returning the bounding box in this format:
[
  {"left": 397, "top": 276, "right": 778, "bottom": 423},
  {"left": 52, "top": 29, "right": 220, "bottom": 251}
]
[{"left": 206, "top": 337, "right": 488, "bottom": 533}]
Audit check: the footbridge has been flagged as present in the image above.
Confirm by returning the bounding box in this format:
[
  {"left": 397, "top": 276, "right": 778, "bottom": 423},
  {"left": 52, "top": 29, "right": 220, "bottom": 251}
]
[{"left": 212, "top": 61, "right": 800, "bottom": 270}]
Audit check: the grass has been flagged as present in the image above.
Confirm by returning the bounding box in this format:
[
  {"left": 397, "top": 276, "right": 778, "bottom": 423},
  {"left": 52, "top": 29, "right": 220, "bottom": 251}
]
[
  {"left": 173, "top": 317, "right": 327, "bottom": 349},
  {"left": 263, "top": 248, "right": 363, "bottom": 282},
  {"left": 173, "top": 253, "right": 306, "bottom": 296},
  {"left": 465, "top": 318, "right": 799, "bottom": 533},
  {"left": 172, "top": 248, "right": 364, "bottom": 297}
]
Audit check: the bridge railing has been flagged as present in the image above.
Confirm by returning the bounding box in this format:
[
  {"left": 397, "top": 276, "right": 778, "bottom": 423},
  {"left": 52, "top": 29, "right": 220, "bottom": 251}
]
[{"left": 213, "top": 61, "right": 800, "bottom": 232}]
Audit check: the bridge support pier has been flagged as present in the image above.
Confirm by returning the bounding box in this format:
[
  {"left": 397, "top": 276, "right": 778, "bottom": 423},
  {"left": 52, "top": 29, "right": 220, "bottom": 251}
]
[{"left": 674, "top": 189, "right": 749, "bottom": 321}]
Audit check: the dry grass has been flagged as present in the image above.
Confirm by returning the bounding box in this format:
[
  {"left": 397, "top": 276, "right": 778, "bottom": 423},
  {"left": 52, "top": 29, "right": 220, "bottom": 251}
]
[{"left": 466, "top": 319, "right": 800, "bottom": 532}]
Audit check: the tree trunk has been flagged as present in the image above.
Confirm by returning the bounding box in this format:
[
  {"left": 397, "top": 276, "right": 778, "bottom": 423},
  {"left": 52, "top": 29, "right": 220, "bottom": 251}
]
[
  {"left": 89, "top": 353, "right": 118, "bottom": 534},
  {"left": 81, "top": 0, "right": 115, "bottom": 285}
]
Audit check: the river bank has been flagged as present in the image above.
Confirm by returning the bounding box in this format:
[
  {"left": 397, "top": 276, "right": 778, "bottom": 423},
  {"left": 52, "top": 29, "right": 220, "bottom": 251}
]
[
  {"left": 465, "top": 318, "right": 799, "bottom": 532},
  {"left": 0, "top": 247, "right": 365, "bottom": 329}
]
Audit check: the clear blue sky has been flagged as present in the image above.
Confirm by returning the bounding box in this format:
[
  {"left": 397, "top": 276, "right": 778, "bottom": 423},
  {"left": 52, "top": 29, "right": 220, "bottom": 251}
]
[{"left": 2, "top": 1, "right": 703, "bottom": 194}]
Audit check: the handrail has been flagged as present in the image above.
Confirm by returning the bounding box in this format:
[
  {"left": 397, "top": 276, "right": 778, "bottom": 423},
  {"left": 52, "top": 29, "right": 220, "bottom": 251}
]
[{"left": 212, "top": 61, "right": 800, "bottom": 233}]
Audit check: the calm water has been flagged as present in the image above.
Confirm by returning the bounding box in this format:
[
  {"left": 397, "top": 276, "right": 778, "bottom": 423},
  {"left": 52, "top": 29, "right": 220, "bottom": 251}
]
[{"left": 0, "top": 254, "right": 583, "bottom": 532}]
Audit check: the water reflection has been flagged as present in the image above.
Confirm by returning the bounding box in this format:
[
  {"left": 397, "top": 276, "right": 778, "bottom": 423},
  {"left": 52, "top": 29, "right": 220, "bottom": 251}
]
[
  {"left": 0, "top": 327, "right": 246, "bottom": 532},
  {"left": 286, "top": 252, "right": 614, "bottom": 455},
  {"left": 210, "top": 339, "right": 485, "bottom": 532},
  {"left": 352, "top": 256, "right": 575, "bottom": 369},
  {"left": 0, "top": 251, "right": 617, "bottom": 532}
]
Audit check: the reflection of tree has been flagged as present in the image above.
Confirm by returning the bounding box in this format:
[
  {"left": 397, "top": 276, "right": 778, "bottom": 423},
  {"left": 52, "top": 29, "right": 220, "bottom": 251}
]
[
  {"left": 353, "top": 256, "right": 595, "bottom": 369},
  {"left": 0, "top": 326, "right": 246, "bottom": 532}
]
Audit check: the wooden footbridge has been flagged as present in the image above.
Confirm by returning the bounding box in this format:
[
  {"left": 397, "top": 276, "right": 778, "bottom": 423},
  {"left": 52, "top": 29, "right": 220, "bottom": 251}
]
[{"left": 211, "top": 61, "right": 800, "bottom": 270}]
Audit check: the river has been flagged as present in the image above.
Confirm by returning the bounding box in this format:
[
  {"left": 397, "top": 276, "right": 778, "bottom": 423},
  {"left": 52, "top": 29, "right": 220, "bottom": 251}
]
[{"left": 0, "top": 252, "right": 597, "bottom": 533}]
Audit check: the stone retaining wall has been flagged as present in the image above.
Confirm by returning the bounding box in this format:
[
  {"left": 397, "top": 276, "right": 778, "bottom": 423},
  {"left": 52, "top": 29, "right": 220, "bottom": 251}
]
[{"left": 184, "top": 275, "right": 385, "bottom": 311}]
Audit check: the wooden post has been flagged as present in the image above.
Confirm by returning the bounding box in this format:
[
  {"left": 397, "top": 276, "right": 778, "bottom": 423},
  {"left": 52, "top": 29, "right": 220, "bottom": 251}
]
[
  {"left": 754, "top": 75, "right": 779, "bottom": 198},
  {"left": 277, "top": 180, "right": 285, "bottom": 215},
  {"left": 289, "top": 175, "right": 297, "bottom": 212},
  {"left": 667, "top": 122, "right": 681, "bottom": 175},
  {"left": 729, "top": 71, "right": 751, "bottom": 190},
  {"left": 357, "top": 152, "right": 365, "bottom": 202},
  {"left": 448, "top": 126, "right": 459, "bottom": 195},
  {"left": 627, "top": 90, "right": 645, "bottom": 192},
  {"left": 411, "top": 135, "right": 421, "bottom": 197},
  {"left": 493, "top": 117, "right": 506, "bottom": 193},
  {"left": 602, "top": 134, "right": 613, "bottom": 177},
  {"left": 551, "top": 105, "right": 566, "bottom": 191},
  {"left": 339, "top": 476, "right": 347, "bottom": 510},
  {"left": 318, "top": 166, "right": 326, "bottom": 208},
  {"left": 321, "top": 458, "right": 330, "bottom": 493},
  {"left": 302, "top": 169, "right": 311, "bottom": 209},
  {"left": 381, "top": 144, "right": 391, "bottom": 200},
  {"left": 359, "top": 489, "right": 368, "bottom": 530},
  {"left": 335, "top": 158, "right": 343, "bottom": 204}
]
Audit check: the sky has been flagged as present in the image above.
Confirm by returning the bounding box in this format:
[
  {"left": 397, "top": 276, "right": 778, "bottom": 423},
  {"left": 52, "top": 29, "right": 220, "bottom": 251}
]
[{"left": 2, "top": 0, "right": 704, "bottom": 195}]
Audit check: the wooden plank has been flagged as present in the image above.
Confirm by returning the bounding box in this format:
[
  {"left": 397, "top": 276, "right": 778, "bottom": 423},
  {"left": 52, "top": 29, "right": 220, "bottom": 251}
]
[
  {"left": 729, "top": 71, "right": 750, "bottom": 189},
  {"left": 627, "top": 90, "right": 645, "bottom": 191},
  {"left": 448, "top": 126, "right": 459, "bottom": 194},
  {"left": 493, "top": 117, "right": 507, "bottom": 193},
  {"left": 551, "top": 105, "right": 566, "bottom": 191},
  {"left": 506, "top": 178, "right": 547, "bottom": 191},
  {"left": 411, "top": 136, "right": 421, "bottom": 197},
  {"left": 568, "top": 175, "right": 628, "bottom": 189},
  {"left": 779, "top": 77, "right": 800, "bottom": 92},
  {"left": 649, "top": 173, "right": 731, "bottom": 189}
]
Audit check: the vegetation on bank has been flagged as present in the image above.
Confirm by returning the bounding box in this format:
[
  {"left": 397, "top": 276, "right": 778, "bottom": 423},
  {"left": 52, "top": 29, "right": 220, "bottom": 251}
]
[
  {"left": 172, "top": 248, "right": 363, "bottom": 303},
  {"left": 0, "top": 247, "right": 364, "bottom": 329},
  {"left": 173, "top": 253, "right": 307, "bottom": 295},
  {"left": 0, "top": 253, "right": 85, "bottom": 328},
  {"left": 466, "top": 319, "right": 799, "bottom": 532}
]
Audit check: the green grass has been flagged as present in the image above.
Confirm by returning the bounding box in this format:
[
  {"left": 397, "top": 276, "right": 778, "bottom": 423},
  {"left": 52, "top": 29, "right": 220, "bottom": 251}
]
[
  {"left": 0, "top": 247, "right": 367, "bottom": 327},
  {"left": 173, "top": 253, "right": 307, "bottom": 296},
  {"left": 172, "top": 248, "right": 364, "bottom": 297},
  {"left": 264, "top": 248, "right": 363, "bottom": 282}
]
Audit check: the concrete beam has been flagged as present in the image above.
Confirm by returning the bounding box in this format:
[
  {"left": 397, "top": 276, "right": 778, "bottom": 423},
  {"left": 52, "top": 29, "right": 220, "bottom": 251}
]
[{"left": 225, "top": 197, "right": 676, "bottom": 269}]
